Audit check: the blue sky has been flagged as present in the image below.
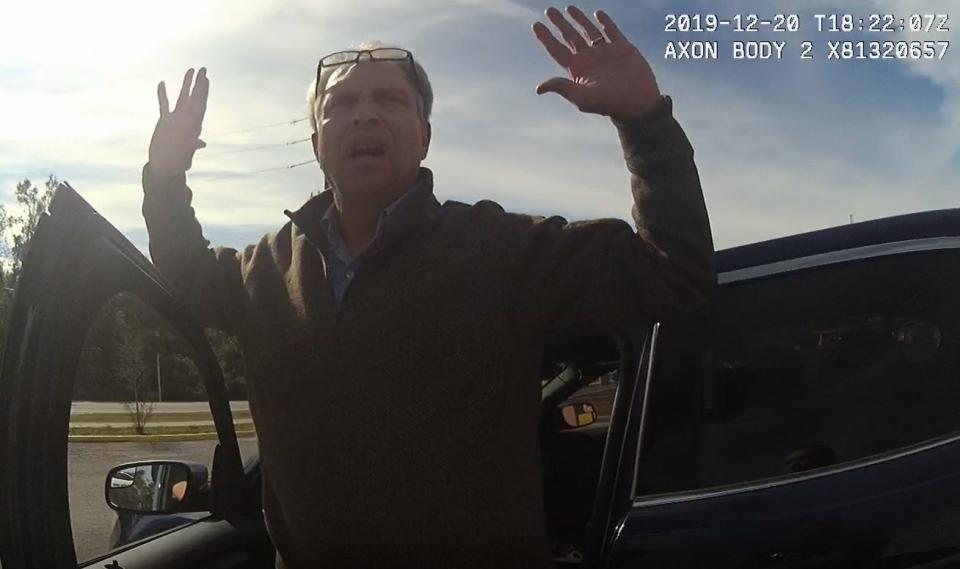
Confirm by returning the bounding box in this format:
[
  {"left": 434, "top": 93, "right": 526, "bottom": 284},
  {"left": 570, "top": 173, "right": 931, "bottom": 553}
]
[{"left": 0, "top": 0, "right": 956, "bottom": 251}]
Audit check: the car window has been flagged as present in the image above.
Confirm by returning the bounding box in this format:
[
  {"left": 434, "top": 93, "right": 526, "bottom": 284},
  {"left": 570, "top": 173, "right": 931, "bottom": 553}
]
[
  {"left": 68, "top": 292, "right": 257, "bottom": 562},
  {"left": 540, "top": 335, "right": 621, "bottom": 563},
  {"left": 638, "top": 249, "right": 960, "bottom": 495}
]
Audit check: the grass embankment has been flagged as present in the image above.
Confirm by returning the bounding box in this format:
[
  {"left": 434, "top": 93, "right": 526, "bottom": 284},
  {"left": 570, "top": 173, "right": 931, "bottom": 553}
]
[
  {"left": 68, "top": 410, "right": 256, "bottom": 442},
  {"left": 69, "top": 423, "right": 256, "bottom": 436},
  {"left": 71, "top": 410, "right": 252, "bottom": 423},
  {"left": 68, "top": 431, "right": 257, "bottom": 443}
]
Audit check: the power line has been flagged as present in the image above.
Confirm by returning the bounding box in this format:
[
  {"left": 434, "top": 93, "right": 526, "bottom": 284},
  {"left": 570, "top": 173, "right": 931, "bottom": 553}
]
[
  {"left": 205, "top": 137, "right": 311, "bottom": 158},
  {"left": 0, "top": 118, "right": 313, "bottom": 183},
  {"left": 250, "top": 159, "right": 316, "bottom": 174},
  {"left": 205, "top": 117, "right": 310, "bottom": 139},
  {"left": 193, "top": 159, "right": 317, "bottom": 182},
  {"left": 2, "top": 127, "right": 317, "bottom": 185}
]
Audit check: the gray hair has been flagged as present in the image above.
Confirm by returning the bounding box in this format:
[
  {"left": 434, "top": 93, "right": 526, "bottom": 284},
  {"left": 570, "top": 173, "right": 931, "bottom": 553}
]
[{"left": 306, "top": 41, "right": 433, "bottom": 133}]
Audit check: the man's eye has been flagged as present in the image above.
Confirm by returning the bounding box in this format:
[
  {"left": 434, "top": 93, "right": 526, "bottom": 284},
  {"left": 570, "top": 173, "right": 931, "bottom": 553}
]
[
  {"left": 326, "top": 97, "right": 354, "bottom": 111},
  {"left": 379, "top": 94, "right": 406, "bottom": 106}
]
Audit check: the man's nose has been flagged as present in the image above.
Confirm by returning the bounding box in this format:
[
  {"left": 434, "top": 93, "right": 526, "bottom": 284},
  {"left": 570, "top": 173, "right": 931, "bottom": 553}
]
[{"left": 351, "top": 99, "right": 381, "bottom": 125}]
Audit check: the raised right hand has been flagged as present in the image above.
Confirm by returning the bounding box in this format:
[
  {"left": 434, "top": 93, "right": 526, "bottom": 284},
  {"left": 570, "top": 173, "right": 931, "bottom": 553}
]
[{"left": 148, "top": 67, "right": 209, "bottom": 177}]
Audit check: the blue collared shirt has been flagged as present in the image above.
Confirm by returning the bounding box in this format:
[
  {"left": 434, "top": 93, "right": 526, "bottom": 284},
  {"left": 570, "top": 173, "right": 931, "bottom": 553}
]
[{"left": 318, "top": 185, "right": 420, "bottom": 306}]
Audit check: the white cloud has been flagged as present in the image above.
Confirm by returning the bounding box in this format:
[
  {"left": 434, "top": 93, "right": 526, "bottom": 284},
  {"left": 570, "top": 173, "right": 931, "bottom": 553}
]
[
  {"left": 4, "top": 0, "right": 958, "bottom": 256},
  {"left": 450, "top": 0, "right": 540, "bottom": 24},
  {"left": 674, "top": 76, "right": 957, "bottom": 248},
  {"left": 868, "top": 0, "right": 959, "bottom": 131}
]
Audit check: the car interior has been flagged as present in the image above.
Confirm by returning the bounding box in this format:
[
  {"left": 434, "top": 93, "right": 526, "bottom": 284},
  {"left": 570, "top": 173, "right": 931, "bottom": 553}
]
[
  {"left": 538, "top": 333, "right": 622, "bottom": 565},
  {"left": 96, "top": 332, "right": 626, "bottom": 568}
]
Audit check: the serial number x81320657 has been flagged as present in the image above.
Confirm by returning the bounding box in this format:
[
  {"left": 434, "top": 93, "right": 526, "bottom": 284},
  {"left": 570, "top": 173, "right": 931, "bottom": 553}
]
[{"left": 801, "top": 40, "right": 950, "bottom": 60}]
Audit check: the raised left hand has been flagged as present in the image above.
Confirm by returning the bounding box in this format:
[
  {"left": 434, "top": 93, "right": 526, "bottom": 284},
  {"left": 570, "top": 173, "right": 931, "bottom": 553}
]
[{"left": 533, "top": 6, "right": 661, "bottom": 120}]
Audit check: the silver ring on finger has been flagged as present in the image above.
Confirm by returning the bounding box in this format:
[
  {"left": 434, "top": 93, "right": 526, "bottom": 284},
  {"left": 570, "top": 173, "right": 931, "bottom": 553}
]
[{"left": 590, "top": 37, "right": 606, "bottom": 47}]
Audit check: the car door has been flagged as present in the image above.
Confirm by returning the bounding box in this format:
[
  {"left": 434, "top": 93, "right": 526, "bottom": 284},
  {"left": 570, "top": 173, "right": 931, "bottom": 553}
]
[
  {"left": 0, "top": 183, "right": 269, "bottom": 569},
  {"left": 538, "top": 327, "right": 655, "bottom": 569},
  {"left": 612, "top": 215, "right": 960, "bottom": 568},
  {"left": 583, "top": 326, "right": 659, "bottom": 569}
]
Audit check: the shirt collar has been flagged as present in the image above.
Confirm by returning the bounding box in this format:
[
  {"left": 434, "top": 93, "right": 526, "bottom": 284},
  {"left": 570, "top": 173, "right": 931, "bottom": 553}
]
[
  {"left": 317, "top": 176, "right": 423, "bottom": 260},
  {"left": 283, "top": 167, "right": 441, "bottom": 251}
]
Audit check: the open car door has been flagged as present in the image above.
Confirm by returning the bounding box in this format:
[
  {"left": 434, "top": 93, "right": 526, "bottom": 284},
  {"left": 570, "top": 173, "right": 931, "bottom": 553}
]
[
  {"left": 0, "top": 183, "right": 269, "bottom": 568},
  {"left": 538, "top": 326, "right": 655, "bottom": 569}
]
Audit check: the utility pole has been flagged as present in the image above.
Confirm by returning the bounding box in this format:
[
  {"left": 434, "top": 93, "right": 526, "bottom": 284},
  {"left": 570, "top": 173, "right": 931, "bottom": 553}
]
[{"left": 156, "top": 352, "right": 162, "bottom": 403}]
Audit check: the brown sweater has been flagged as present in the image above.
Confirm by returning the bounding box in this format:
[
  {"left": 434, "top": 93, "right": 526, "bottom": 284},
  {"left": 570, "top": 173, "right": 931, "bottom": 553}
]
[{"left": 141, "top": 96, "right": 714, "bottom": 568}]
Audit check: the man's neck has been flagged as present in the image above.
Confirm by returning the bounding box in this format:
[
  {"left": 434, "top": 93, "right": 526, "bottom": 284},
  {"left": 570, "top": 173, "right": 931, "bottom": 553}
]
[
  {"left": 336, "top": 203, "right": 381, "bottom": 258},
  {"left": 332, "top": 174, "right": 419, "bottom": 258}
]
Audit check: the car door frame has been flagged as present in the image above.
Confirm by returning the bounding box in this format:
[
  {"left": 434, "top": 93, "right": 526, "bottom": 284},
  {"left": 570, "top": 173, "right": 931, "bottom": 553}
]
[
  {"left": 0, "top": 183, "right": 251, "bottom": 569},
  {"left": 578, "top": 324, "right": 658, "bottom": 569},
  {"left": 610, "top": 231, "right": 960, "bottom": 568}
]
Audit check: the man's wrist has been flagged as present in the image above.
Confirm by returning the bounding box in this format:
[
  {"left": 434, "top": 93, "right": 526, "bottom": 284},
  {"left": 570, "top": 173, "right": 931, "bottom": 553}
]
[
  {"left": 612, "top": 93, "right": 667, "bottom": 122},
  {"left": 611, "top": 95, "right": 671, "bottom": 130},
  {"left": 613, "top": 96, "right": 695, "bottom": 172},
  {"left": 143, "top": 162, "right": 187, "bottom": 189}
]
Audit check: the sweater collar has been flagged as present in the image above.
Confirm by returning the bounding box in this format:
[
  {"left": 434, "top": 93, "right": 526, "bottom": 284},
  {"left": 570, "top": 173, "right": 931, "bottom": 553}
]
[{"left": 284, "top": 167, "right": 441, "bottom": 247}]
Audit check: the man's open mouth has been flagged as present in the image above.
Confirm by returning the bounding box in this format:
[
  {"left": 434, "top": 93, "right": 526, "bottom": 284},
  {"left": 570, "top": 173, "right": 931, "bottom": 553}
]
[{"left": 349, "top": 139, "right": 387, "bottom": 158}]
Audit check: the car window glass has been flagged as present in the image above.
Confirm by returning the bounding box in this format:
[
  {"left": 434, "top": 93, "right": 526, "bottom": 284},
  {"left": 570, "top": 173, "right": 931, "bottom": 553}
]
[
  {"left": 68, "top": 293, "right": 256, "bottom": 561},
  {"left": 540, "top": 335, "right": 620, "bottom": 563},
  {"left": 637, "top": 250, "right": 960, "bottom": 495},
  {"left": 202, "top": 326, "right": 257, "bottom": 466}
]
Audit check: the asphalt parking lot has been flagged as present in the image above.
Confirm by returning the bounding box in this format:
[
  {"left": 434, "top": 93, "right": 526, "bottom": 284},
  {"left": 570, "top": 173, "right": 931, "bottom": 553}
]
[{"left": 69, "top": 438, "right": 259, "bottom": 562}]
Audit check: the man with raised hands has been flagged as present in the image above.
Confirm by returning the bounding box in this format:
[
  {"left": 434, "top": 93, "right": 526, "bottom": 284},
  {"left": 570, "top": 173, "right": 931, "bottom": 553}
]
[{"left": 142, "top": 6, "right": 713, "bottom": 568}]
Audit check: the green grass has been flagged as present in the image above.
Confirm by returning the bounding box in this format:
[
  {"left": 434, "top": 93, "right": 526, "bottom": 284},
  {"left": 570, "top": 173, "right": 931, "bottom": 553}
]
[
  {"left": 69, "top": 430, "right": 257, "bottom": 443},
  {"left": 70, "top": 410, "right": 252, "bottom": 423},
  {"left": 69, "top": 421, "right": 254, "bottom": 436}
]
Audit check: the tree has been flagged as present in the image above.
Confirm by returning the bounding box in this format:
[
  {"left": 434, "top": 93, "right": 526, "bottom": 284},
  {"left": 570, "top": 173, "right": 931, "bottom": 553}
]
[
  {"left": 206, "top": 328, "right": 247, "bottom": 400},
  {"left": 1, "top": 175, "right": 57, "bottom": 285},
  {"left": 4, "top": 176, "right": 250, "bottom": 405},
  {"left": 0, "top": 176, "right": 57, "bottom": 351},
  {"left": 124, "top": 368, "right": 155, "bottom": 435}
]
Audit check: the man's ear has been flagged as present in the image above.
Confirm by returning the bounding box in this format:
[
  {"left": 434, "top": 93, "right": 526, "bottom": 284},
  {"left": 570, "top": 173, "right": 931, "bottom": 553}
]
[{"left": 420, "top": 121, "right": 432, "bottom": 160}]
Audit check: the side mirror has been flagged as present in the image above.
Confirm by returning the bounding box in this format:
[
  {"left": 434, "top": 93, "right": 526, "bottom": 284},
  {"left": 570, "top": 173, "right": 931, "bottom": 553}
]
[
  {"left": 558, "top": 402, "right": 597, "bottom": 430},
  {"left": 104, "top": 461, "right": 209, "bottom": 515}
]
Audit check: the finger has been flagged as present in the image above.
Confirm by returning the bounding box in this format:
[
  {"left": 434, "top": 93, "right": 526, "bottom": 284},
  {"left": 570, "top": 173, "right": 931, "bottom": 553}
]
[
  {"left": 546, "top": 6, "right": 588, "bottom": 51},
  {"left": 567, "top": 6, "right": 606, "bottom": 44},
  {"left": 174, "top": 68, "right": 195, "bottom": 113},
  {"left": 532, "top": 22, "right": 573, "bottom": 67},
  {"left": 192, "top": 67, "right": 209, "bottom": 127},
  {"left": 536, "top": 76, "right": 580, "bottom": 101},
  {"left": 596, "top": 10, "right": 627, "bottom": 44},
  {"left": 157, "top": 81, "right": 170, "bottom": 116}
]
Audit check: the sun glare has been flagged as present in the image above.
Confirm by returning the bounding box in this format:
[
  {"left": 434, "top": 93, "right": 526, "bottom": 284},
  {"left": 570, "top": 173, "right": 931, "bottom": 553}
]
[{"left": 2, "top": 1, "right": 216, "bottom": 66}]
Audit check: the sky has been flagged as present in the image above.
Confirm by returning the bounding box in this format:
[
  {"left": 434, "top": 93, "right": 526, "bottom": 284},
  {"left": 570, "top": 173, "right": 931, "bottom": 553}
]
[{"left": 0, "top": 0, "right": 957, "bottom": 252}]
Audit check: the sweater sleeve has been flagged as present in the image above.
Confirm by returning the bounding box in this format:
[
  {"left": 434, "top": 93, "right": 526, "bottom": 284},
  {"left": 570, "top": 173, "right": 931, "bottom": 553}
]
[
  {"left": 141, "top": 164, "right": 247, "bottom": 335},
  {"left": 503, "top": 96, "right": 715, "bottom": 337}
]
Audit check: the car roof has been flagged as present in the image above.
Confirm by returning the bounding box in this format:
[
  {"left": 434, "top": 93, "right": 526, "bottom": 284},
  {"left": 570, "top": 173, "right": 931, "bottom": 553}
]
[{"left": 716, "top": 208, "right": 960, "bottom": 274}]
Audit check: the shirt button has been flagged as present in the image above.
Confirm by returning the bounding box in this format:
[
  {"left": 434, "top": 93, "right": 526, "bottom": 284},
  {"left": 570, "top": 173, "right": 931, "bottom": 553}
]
[{"left": 346, "top": 270, "right": 354, "bottom": 279}]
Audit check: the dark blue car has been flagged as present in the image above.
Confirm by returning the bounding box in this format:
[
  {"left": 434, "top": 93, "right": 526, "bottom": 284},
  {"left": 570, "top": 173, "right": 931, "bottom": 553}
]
[{"left": 5, "top": 184, "right": 960, "bottom": 568}]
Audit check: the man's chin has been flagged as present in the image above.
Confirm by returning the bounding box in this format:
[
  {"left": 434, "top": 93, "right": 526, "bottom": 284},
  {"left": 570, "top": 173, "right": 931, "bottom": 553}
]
[{"left": 336, "top": 170, "right": 399, "bottom": 198}]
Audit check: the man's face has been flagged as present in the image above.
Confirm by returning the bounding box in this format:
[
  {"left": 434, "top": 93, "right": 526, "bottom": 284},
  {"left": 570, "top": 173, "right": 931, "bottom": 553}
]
[{"left": 312, "top": 62, "right": 431, "bottom": 201}]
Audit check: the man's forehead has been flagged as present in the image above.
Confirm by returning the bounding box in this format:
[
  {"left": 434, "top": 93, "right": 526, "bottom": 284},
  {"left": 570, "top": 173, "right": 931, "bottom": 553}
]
[{"left": 326, "top": 61, "right": 413, "bottom": 92}]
